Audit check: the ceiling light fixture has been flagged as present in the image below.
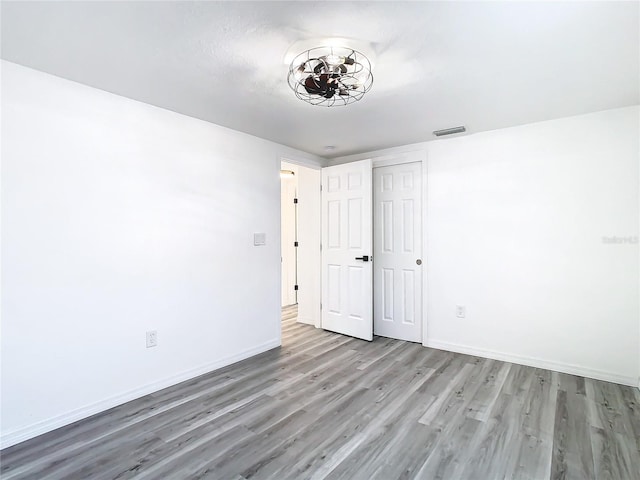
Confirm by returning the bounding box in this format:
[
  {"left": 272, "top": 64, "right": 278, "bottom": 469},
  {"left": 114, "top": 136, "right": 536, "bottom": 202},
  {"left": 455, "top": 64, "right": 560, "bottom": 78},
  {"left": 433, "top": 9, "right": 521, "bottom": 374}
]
[{"left": 287, "top": 46, "right": 373, "bottom": 107}]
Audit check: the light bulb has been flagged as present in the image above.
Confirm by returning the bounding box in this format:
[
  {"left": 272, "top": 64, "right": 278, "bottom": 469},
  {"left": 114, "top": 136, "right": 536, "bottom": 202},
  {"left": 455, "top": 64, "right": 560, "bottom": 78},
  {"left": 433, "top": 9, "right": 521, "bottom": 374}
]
[{"left": 324, "top": 54, "right": 342, "bottom": 66}]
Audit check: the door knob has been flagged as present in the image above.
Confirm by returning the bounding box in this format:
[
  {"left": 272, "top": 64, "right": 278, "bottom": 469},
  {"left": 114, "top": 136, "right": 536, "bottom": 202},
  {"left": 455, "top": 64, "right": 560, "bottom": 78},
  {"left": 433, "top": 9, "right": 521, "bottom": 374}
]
[
  {"left": 355, "top": 255, "right": 370, "bottom": 262},
  {"left": 416, "top": 259, "right": 422, "bottom": 265}
]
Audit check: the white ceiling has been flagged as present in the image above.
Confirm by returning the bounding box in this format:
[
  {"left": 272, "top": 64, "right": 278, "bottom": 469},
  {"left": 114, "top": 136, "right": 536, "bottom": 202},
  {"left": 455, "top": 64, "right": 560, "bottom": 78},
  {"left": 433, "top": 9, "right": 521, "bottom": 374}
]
[{"left": 2, "top": 1, "right": 638, "bottom": 158}]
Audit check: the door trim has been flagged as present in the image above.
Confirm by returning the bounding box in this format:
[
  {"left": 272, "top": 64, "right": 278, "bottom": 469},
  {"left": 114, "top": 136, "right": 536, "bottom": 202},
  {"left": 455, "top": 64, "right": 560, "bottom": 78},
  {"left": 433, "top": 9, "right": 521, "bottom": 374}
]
[{"left": 372, "top": 151, "right": 425, "bottom": 168}]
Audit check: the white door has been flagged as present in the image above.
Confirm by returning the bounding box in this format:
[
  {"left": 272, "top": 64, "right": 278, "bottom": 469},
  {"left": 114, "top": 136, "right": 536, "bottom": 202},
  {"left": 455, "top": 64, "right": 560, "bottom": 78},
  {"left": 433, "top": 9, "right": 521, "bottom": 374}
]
[
  {"left": 373, "top": 162, "right": 422, "bottom": 342},
  {"left": 321, "top": 159, "right": 373, "bottom": 341}
]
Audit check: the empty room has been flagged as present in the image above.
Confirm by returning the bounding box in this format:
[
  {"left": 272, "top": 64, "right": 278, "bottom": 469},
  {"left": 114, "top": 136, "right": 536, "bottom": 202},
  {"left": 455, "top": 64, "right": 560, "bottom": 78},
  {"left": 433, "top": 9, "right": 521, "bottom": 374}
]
[{"left": 1, "top": 1, "right": 639, "bottom": 479}]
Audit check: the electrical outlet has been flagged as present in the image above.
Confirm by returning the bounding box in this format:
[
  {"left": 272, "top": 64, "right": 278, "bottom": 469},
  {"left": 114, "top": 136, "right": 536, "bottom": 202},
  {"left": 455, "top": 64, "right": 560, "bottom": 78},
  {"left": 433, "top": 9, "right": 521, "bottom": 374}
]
[
  {"left": 146, "top": 330, "right": 158, "bottom": 348},
  {"left": 456, "top": 305, "right": 466, "bottom": 318}
]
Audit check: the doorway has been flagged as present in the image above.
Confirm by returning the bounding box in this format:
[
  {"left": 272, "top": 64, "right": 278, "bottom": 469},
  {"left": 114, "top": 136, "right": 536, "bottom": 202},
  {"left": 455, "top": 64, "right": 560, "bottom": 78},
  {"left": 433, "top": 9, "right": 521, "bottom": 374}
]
[
  {"left": 281, "top": 164, "right": 298, "bottom": 307},
  {"left": 280, "top": 160, "right": 322, "bottom": 331}
]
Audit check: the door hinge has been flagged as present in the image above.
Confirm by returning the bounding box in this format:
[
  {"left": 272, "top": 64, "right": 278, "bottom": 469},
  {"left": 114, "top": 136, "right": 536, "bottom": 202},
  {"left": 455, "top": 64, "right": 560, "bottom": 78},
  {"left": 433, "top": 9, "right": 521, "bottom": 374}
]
[
  {"left": 294, "top": 241, "right": 299, "bottom": 247},
  {"left": 320, "top": 302, "right": 322, "bottom": 310},
  {"left": 293, "top": 198, "right": 298, "bottom": 204},
  {"left": 294, "top": 285, "right": 299, "bottom": 291}
]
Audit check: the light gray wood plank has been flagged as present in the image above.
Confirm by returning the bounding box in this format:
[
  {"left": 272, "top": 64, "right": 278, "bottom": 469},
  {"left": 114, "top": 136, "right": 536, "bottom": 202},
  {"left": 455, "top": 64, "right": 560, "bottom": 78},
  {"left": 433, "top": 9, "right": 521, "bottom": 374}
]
[
  {"left": 412, "top": 416, "right": 482, "bottom": 479},
  {"left": 550, "top": 389, "right": 596, "bottom": 480},
  {"left": 459, "top": 393, "right": 523, "bottom": 480}
]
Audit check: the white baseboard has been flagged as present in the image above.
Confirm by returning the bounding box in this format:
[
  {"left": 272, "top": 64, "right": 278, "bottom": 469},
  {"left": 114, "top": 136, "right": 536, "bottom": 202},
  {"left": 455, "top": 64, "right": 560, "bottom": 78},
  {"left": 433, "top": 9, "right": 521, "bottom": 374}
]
[
  {"left": 425, "top": 339, "right": 637, "bottom": 387},
  {"left": 0, "top": 339, "right": 280, "bottom": 449}
]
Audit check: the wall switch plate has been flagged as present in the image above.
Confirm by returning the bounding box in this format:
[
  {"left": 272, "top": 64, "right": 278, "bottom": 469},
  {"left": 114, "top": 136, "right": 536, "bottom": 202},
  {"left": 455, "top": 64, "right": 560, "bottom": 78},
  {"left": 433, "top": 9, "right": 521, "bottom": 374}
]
[
  {"left": 146, "top": 330, "right": 158, "bottom": 348},
  {"left": 456, "top": 305, "right": 466, "bottom": 318},
  {"left": 254, "top": 233, "right": 266, "bottom": 246}
]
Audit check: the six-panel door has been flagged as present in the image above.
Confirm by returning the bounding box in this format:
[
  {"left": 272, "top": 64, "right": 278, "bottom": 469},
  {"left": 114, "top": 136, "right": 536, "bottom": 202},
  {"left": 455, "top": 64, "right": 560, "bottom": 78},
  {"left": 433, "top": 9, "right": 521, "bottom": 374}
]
[
  {"left": 372, "top": 162, "right": 422, "bottom": 342},
  {"left": 321, "top": 159, "right": 373, "bottom": 341}
]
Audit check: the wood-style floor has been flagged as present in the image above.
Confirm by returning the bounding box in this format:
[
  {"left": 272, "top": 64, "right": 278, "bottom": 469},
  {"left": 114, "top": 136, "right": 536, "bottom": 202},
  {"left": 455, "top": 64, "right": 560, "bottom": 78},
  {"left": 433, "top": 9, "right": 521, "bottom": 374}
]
[{"left": 2, "top": 305, "right": 639, "bottom": 479}]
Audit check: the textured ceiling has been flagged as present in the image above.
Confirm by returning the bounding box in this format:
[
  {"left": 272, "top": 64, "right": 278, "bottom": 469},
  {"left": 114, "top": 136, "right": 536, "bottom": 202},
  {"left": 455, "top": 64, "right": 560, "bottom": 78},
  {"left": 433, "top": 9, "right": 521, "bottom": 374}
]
[{"left": 2, "top": 1, "right": 638, "bottom": 158}]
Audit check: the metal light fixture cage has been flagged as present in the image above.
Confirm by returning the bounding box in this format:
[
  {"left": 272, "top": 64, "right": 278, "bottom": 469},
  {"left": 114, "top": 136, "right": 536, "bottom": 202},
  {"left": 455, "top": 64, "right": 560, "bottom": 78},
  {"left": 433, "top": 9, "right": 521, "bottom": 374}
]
[{"left": 287, "top": 46, "right": 373, "bottom": 107}]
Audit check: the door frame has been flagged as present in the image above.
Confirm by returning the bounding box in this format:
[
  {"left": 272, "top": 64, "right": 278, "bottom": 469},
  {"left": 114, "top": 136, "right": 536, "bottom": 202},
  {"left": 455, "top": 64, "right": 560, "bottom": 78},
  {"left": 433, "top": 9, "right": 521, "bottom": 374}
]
[{"left": 370, "top": 150, "right": 428, "bottom": 346}]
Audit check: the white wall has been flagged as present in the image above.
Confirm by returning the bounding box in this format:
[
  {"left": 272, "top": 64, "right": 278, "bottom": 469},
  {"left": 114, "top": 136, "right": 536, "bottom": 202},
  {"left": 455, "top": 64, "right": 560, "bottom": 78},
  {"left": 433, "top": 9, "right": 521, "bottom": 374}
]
[
  {"left": 0, "top": 61, "right": 323, "bottom": 447},
  {"left": 295, "top": 165, "right": 321, "bottom": 327},
  {"left": 332, "top": 106, "right": 640, "bottom": 386}
]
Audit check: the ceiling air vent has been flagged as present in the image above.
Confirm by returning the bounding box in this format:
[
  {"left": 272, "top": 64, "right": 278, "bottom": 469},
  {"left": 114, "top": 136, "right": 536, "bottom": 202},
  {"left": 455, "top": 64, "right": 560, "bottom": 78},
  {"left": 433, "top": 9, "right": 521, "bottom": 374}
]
[{"left": 433, "top": 126, "right": 466, "bottom": 137}]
